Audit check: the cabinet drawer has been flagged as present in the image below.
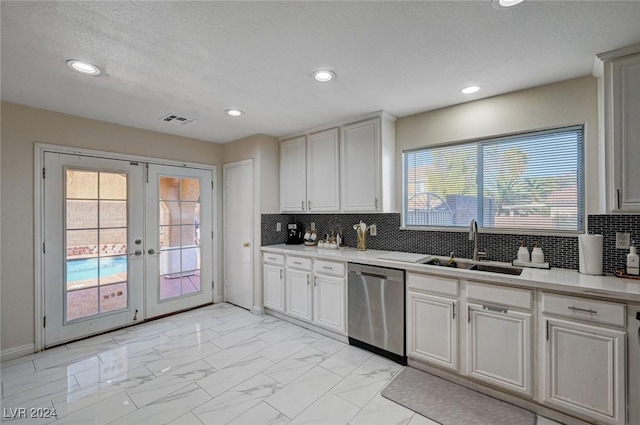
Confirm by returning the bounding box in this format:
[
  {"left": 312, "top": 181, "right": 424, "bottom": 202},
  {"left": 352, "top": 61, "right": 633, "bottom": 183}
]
[
  {"left": 468, "top": 281, "right": 532, "bottom": 310},
  {"left": 542, "top": 293, "right": 626, "bottom": 327},
  {"left": 286, "top": 256, "right": 312, "bottom": 270},
  {"left": 314, "top": 259, "right": 345, "bottom": 277},
  {"left": 263, "top": 253, "right": 285, "bottom": 266},
  {"left": 407, "top": 272, "right": 459, "bottom": 297}
]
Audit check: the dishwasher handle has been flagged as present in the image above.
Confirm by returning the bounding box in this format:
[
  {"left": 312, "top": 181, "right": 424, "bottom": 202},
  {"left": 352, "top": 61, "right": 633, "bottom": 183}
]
[{"left": 351, "top": 270, "right": 404, "bottom": 283}]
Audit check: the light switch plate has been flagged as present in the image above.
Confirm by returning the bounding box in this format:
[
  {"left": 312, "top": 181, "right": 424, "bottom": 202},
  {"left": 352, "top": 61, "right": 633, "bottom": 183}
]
[
  {"left": 276, "top": 222, "right": 281, "bottom": 232},
  {"left": 311, "top": 222, "right": 316, "bottom": 230},
  {"left": 369, "top": 224, "right": 377, "bottom": 236},
  {"left": 616, "top": 232, "right": 630, "bottom": 249}
]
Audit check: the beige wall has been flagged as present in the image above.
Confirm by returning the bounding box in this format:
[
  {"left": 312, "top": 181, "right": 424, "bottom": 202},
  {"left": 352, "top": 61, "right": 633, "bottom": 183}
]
[
  {"left": 222, "top": 134, "right": 280, "bottom": 312},
  {"left": 395, "top": 75, "right": 600, "bottom": 215},
  {"left": 0, "top": 102, "right": 223, "bottom": 352}
]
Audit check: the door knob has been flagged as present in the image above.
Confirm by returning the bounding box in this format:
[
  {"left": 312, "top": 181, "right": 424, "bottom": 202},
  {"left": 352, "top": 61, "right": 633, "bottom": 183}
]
[
  {"left": 129, "top": 250, "right": 143, "bottom": 256},
  {"left": 243, "top": 242, "right": 250, "bottom": 247},
  {"left": 147, "top": 248, "right": 156, "bottom": 255}
]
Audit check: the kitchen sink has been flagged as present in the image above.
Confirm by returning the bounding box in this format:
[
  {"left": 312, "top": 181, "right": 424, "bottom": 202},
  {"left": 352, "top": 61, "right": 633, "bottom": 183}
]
[{"left": 425, "top": 258, "right": 523, "bottom": 276}]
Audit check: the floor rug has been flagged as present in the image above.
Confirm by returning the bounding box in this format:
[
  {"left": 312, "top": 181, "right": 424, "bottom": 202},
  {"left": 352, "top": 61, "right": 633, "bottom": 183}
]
[{"left": 381, "top": 367, "right": 536, "bottom": 425}]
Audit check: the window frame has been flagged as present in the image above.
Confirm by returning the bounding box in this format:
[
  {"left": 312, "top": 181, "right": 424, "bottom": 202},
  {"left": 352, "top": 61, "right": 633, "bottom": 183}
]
[{"left": 401, "top": 125, "right": 586, "bottom": 235}]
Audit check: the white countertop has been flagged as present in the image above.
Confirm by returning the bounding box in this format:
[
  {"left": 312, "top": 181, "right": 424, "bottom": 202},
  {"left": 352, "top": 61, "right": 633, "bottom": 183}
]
[{"left": 262, "top": 244, "right": 640, "bottom": 303}]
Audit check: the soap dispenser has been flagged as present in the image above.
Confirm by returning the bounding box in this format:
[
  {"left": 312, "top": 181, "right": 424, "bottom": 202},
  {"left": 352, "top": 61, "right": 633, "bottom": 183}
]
[
  {"left": 532, "top": 241, "right": 545, "bottom": 264},
  {"left": 628, "top": 242, "right": 639, "bottom": 276},
  {"left": 518, "top": 240, "right": 530, "bottom": 263}
]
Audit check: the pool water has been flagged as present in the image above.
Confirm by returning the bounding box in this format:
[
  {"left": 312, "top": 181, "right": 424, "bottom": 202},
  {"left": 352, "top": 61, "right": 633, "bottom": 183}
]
[{"left": 67, "top": 256, "right": 127, "bottom": 282}]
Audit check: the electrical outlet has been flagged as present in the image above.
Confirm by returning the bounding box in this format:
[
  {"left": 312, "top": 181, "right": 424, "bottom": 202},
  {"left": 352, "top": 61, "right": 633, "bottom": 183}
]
[
  {"left": 311, "top": 222, "right": 316, "bottom": 230},
  {"left": 276, "top": 222, "right": 281, "bottom": 232},
  {"left": 616, "top": 232, "right": 630, "bottom": 249},
  {"left": 369, "top": 224, "right": 377, "bottom": 236}
]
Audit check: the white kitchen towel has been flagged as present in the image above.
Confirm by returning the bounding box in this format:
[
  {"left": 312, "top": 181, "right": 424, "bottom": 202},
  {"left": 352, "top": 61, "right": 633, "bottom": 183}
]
[{"left": 579, "top": 234, "right": 603, "bottom": 275}]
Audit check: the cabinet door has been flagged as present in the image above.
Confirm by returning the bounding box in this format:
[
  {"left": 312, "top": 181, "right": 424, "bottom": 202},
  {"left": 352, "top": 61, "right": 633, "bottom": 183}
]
[
  {"left": 313, "top": 274, "right": 346, "bottom": 334},
  {"left": 407, "top": 291, "right": 458, "bottom": 370},
  {"left": 341, "top": 118, "right": 381, "bottom": 212},
  {"left": 467, "top": 303, "right": 532, "bottom": 397},
  {"left": 610, "top": 53, "right": 640, "bottom": 211},
  {"left": 307, "top": 128, "right": 340, "bottom": 212},
  {"left": 543, "top": 317, "right": 626, "bottom": 425},
  {"left": 263, "top": 264, "right": 284, "bottom": 312},
  {"left": 285, "top": 269, "right": 312, "bottom": 322},
  {"left": 280, "top": 137, "right": 306, "bottom": 212}
]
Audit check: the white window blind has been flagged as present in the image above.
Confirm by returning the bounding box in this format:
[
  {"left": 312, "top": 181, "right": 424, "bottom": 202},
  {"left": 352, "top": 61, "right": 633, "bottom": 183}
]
[{"left": 403, "top": 126, "right": 584, "bottom": 232}]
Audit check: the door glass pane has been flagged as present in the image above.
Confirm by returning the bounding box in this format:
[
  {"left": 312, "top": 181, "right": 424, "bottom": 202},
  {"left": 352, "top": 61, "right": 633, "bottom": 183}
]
[
  {"left": 158, "top": 176, "right": 202, "bottom": 300},
  {"left": 65, "top": 169, "right": 129, "bottom": 322}
]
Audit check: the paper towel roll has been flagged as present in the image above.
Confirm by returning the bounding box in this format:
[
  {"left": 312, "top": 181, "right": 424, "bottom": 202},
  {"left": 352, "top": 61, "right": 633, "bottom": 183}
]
[{"left": 579, "top": 234, "right": 603, "bottom": 275}]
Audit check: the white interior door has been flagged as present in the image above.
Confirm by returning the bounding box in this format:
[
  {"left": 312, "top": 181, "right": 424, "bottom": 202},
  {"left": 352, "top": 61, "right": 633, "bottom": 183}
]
[
  {"left": 145, "top": 164, "right": 214, "bottom": 318},
  {"left": 223, "top": 160, "right": 253, "bottom": 310},
  {"left": 43, "top": 153, "right": 144, "bottom": 347}
]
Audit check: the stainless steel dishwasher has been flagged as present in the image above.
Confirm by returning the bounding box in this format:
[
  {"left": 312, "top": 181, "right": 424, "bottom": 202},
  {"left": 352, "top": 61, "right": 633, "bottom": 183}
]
[{"left": 347, "top": 263, "right": 406, "bottom": 365}]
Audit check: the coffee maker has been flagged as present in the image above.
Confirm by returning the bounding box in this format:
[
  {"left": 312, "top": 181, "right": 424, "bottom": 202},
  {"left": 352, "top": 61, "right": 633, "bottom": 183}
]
[{"left": 286, "top": 222, "right": 304, "bottom": 245}]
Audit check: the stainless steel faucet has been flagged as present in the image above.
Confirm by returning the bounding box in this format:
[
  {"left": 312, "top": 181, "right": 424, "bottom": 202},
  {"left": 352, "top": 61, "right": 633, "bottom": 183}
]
[{"left": 469, "top": 219, "right": 487, "bottom": 261}]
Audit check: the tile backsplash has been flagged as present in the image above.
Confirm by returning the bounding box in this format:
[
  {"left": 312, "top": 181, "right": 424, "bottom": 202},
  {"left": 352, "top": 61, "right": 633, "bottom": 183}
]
[{"left": 262, "top": 213, "right": 640, "bottom": 273}]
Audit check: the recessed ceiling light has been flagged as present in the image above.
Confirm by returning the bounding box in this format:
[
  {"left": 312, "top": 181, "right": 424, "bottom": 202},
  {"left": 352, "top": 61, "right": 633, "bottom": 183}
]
[
  {"left": 66, "top": 59, "right": 101, "bottom": 75},
  {"left": 311, "top": 69, "right": 336, "bottom": 83},
  {"left": 225, "top": 109, "right": 244, "bottom": 117},
  {"left": 494, "top": 0, "right": 524, "bottom": 8},
  {"left": 461, "top": 85, "right": 481, "bottom": 94}
]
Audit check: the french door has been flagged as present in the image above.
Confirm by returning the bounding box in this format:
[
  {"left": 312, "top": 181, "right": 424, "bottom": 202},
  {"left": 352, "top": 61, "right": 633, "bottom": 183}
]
[{"left": 43, "top": 152, "right": 214, "bottom": 347}]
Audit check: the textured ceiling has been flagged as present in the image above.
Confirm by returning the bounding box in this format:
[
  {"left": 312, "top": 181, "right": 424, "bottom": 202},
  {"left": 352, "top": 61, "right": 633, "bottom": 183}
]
[{"left": 2, "top": 1, "right": 640, "bottom": 143}]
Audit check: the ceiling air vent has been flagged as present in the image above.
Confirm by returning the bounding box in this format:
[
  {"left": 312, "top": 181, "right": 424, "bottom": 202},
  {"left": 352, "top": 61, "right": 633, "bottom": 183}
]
[{"left": 159, "top": 114, "right": 197, "bottom": 126}]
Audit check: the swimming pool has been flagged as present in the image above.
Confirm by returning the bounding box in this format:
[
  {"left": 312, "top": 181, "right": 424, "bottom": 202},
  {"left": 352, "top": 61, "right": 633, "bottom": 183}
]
[{"left": 67, "top": 256, "right": 127, "bottom": 282}]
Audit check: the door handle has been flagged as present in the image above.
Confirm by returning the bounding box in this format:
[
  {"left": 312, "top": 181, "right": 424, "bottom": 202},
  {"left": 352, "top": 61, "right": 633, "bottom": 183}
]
[
  {"left": 147, "top": 248, "right": 157, "bottom": 255},
  {"left": 129, "top": 250, "right": 143, "bottom": 256},
  {"left": 243, "top": 242, "right": 250, "bottom": 247}
]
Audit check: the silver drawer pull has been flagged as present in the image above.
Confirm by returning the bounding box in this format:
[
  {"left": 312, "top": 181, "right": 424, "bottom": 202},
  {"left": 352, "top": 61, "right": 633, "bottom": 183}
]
[
  {"left": 483, "top": 305, "right": 508, "bottom": 314},
  {"left": 568, "top": 306, "right": 597, "bottom": 314},
  {"left": 267, "top": 257, "right": 276, "bottom": 261},
  {"left": 322, "top": 266, "right": 333, "bottom": 270},
  {"left": 293, "top": 261, "right": 302, "bottom": 265}
]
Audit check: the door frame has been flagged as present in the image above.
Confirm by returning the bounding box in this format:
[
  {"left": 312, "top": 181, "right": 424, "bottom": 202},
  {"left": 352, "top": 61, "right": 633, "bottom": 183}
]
[
  {"left": 222, "top": 159, "right": 254, "bottom": 310},
  {"left": 34, "top": 143, "right": 218, "bottom": 351}
]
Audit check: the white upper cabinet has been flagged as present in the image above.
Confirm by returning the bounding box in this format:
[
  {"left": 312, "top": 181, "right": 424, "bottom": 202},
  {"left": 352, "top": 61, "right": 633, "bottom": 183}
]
[
  {"left": 341, "top": 115, "right": 396, "bottom": 212},
  {"left": 280, "top": 136, "right": 307, "bottom": 212},
  {"left": 279, "top": 111, "right": 395, "bottom": 213},
  {"left": 598, "top": 47, "right": 640, "bottom": 211},
  {"left": 307, "top": 128, "right": 340, "bottom": 212}
]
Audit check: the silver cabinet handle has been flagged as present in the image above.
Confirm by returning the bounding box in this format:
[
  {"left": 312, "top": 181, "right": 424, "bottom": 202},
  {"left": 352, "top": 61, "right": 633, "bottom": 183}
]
[
  {"left": 306, "top": 274, "right": 310, "bottom": 285},
  {"left": 293, "top": 261, "right": 302, "bottom": 265},
  {"left": 617, "top": 188, "right": 621, "bottom": 209},
  {"left": 314, "top": 275, "right": 317, "bottom": 287},
  {"left": 267, "top": 256, "right": 276, "bottom": 261},
  {"left": 483, "top": 305, "right": 508, "bottom": 314},
  {"left": 375, "top": 197, "right": 378, "bottom": 209},
  {"left": 322, "top": 266, "right": 333, "bottom": 270},
  {"left": 129, "top": 250, "right": 142, "bottom": 256},
  {"left": 308, "top": 200, "right": 311, "bottom": 210},
  {"left": 302, "top": 200, "right": 305, "bottom": 210},
  {"left": 452, "top": 303, "right": 456, "bottom": 320},
  {"left": 568, "top": 306, "right": 597, "bottom": 315},
  {"left": 279, "top": 269, "right": 283, "bottom": 279}
]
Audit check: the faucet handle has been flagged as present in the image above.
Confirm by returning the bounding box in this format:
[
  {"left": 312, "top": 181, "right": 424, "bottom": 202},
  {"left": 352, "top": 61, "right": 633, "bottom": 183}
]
[{"left": 477, "top": 250, "right": 488, "bottom": 260}]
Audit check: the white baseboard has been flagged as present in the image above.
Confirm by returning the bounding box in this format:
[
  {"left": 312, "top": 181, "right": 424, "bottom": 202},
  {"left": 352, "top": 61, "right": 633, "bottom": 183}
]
[{"left": 1, "top": 343, "right": 36, "bottom": 362}]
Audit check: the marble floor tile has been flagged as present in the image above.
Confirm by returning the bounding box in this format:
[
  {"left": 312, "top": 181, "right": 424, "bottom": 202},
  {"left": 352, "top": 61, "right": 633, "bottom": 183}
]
[
  {"left": 2, "top": 375, "right": 80, "bottom": 413},
  {"left": 287, "top": 392, "right": 360, "bottom": 425},
  {"left": 33, "top": 341, "right": 118, "bottom": 371},
  {"left": 163, "top": 317, "right": 225, "bottom": 340},
  {"left": 330, "top": 358, "right": 400, "bottom": 407},
  {"left": 203, "top": 338, "right": 270, "bottom": 370},
  {"left": 211, "top": 312, "right": 264, "bottom": 334},
  {"left": 258, "top": 332, "right": 319, "bottom": 363},
  {"left": 310, "top": 335, "right": 348, "bottom": 355},
  {"left": 167, "top": 412, "right": 205, "bottom": 425},
  {"left": 212, "top": 325, "right": 270, "bottom": 349},
  {"left": 406, "top": 413, "right": 440, "bottom": 425},
  {"left": 97, "top": 347, "right": 164, "bottom": 372},
  {"left": 266, "top": 365, "right": 342, "bottom": 419},
  {"left": 318, "top": 345, "right": 372, "bottom": 377},
  {"left": 193, "top": 373, "right": 282, "bottom": 424},
  {"left": 153, "top": 329, "right": 219, "bottom": 357},
  {"left": 227, "top": 401, "right": 290, "bottom": 425},
  {"left": 0, "top": 400, "right": 59, "bottom": 425},
  {"left": 257, "top": 323, "right": 305, "bottom": 345},
  {"left": 111, "top": 320, "right": 178, "bottom": 345},
  {"left": 145, "top": 342, "right": 220, "bottom": 376},
  {"left": 196, "top": 355, "right": 275, "bottom": 398},
  {"left": 53, "top": 392, "right": 137, "bottom": 425},
  {"left": 127, "top": 360, "right": 217, "bottom": 407},
  {"left": 349, "top": 393, "right": 415, "bottom": 425},
  {"left": 109, "top": 383, "right": 212, "bottom": 425},
  {"left": 263, "top": 346, "right": 330, "bottom": 385},
  {"left": 1, "top": 359, "right": 36, "bottom": 382}
]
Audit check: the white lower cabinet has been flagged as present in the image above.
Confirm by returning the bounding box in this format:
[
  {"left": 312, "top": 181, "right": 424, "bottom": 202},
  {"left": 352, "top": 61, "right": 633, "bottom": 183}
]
[
  {"left": 542, "top": 317, "right": 626, "bottom": 425},
  {"left": 313, "top": 274, "right": 346, "bottom": 334},
  {"left": 407, "top": 290, "right": 458, "bottom": 371},
  {"left": 286, "top": 269, "right": 312, "bottom": 321},
  {"left": 467, "top": 302, "right": 532, "bottom": 397},
  {"left": 263, "top": 264, "right": 285, "bottom": 312}
]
